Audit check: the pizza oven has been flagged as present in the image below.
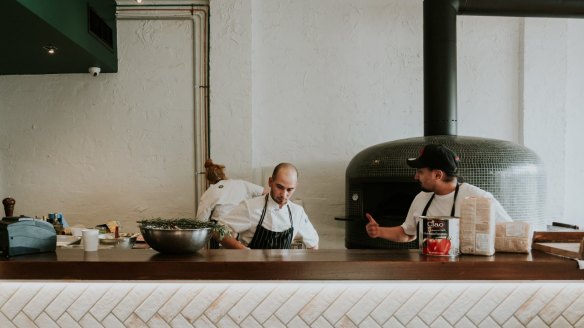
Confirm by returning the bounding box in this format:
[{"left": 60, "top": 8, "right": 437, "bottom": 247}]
[{"left": 343, "top": 0, "right": 584, "bottom": 249}]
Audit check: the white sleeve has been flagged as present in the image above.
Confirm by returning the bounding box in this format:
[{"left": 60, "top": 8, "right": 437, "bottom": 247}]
[
  {"left": 218, "top": 200, "right": 252, "bottom": 234},
  {"left": 296, "top": 210, "right": 319, "bottom": 248},
  {"left": 243, "top": 181, "right": 265, "bottom": 198},
  {"left": 196, "top": 190, "right": 215, "bottom": 221},
  {"left": 401, "top": 192, "right": 428, "bottom": 236}
]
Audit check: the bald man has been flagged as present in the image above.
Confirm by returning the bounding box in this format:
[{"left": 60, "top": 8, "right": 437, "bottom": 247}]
[{"left": 215, "top": 163, "right": 319, "bottom": 249}]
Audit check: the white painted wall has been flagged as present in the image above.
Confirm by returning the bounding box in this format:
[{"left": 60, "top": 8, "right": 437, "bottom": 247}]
[
  {"left": 0, "top": 19, "right": 196, "bottom": 232},
  {"left": 210, "top": 0, "right": 584, "bottom": 247},
  {"left": 1, "top": 0, "right": 583, "bottom": 248}
]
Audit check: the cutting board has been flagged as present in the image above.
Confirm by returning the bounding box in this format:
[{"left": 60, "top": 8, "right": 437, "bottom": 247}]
[{"left": 532, "top": 231, "right": 584, "bottom": 260}]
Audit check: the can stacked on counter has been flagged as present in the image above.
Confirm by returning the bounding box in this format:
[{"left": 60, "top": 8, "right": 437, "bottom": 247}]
[{"left": 418, "top": 216, "right": 460, "bottom": 256}]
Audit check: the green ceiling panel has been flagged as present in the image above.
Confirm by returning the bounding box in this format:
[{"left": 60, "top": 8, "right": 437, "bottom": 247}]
[{"left": 0, "top": 0, "right": 117, "bottom": 75}]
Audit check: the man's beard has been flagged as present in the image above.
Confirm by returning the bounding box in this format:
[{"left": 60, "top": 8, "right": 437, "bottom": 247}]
[{"left": 270, "top": 191, "right": 287, "bottom": 205}]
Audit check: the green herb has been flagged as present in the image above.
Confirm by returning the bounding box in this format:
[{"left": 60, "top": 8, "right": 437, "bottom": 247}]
[{"left": 137, "top": 218, "right": 230, "bottom": 240}]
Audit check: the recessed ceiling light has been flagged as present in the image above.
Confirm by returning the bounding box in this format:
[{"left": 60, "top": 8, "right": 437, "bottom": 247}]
[
  {"left": 136, "top": 0, "right": 143, "bottom": 3},
  {"left": 43, "top": 45, "right": 58, "bottom": 55}
]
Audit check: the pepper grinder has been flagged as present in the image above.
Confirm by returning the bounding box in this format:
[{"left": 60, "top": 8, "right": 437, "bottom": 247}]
[{"left": 3, "top": 197, "right": 15, "bottom": 217}]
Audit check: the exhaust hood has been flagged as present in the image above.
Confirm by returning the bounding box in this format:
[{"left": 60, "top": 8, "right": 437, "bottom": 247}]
[{"left": 0, "top": 0, "right": 117, "bottom": 75}]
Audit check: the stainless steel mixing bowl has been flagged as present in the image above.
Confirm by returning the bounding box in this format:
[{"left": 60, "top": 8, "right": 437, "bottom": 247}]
[{"left": 139, "top": 227, "right": 211, "bottom": 254}]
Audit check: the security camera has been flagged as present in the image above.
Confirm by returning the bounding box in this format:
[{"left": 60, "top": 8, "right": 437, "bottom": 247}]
[{"left": 88, "top": 67, "right": 101, "bottom": 77}]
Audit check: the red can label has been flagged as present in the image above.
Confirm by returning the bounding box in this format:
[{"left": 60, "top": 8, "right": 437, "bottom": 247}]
[{"left": 419, "top": 216, "right": 460, "bottom": 256}]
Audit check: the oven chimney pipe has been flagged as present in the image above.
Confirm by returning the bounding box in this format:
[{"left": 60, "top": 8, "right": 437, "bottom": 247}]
[{"left": 423, "top": 0, "right": 584, "bottom": 136}]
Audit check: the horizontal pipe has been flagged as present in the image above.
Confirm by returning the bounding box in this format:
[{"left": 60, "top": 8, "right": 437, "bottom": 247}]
[{"left": 459, "top": 0, "right": 584, "bottom": 18}]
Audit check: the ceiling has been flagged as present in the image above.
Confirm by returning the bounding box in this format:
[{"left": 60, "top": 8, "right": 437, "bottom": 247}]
[{"left": 0, "top": 0, "right": 117, "bottom": 75}]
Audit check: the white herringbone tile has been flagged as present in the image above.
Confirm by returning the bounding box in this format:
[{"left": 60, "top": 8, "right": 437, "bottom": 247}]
[
  {"left": 310, "top": 316, "right": 334, "bottom": 328},
  {"left": 13, "top": 311, "right": 37, "bottom": 328},
  {"left": 346, "top": 286, "right": 391, "bottom": 325},
  {"left": 286, "top": 315, "right": 310, "bottom": 328},
  {"left": 524, "top": 315, "right": 548, "bottom": 328},
  {"left": 417, "top": 284, "right": 464, "bottom": 326},
  {"left": 252, "top": 285, "right": 297, "bottom": 324},
  {"left": 47, "top": 284, "right": 87, "bottom": 321},
  {"left": 428, "top": 316, "right": 453, "bottom": 328},
  {"left": 561, "top": 289, "right": 584, "bottom": 325},
  {"left": 371, "top": 285, "right": 417, "bottom": 325},
  {"left": 101, "top": 313, "right": 126, "bottom": 328},
  {"left": 205, "top": 285, "right": 250, "bottom": 324},
  {"left": 324, "top": 285, "right": 369, "bottom": 325},
  {"left": 515, "top": 284, "right": 563, "bottom": 325},
  {"left": 228, "top": 285, "right": 272, "bottom": 324},
  {"left": 34, "top": 312, "right": 60, "bottom": 328},
  {"left": 135, "top": 285, "right": 178, "bottom": 323},
  {"left": 2, "top": 283, "right": 41, "bottom": 320},
  {"left": 381, "top": 317, "right": 405, "bottom": 328},
  {"left": 442, "top": 284, "right": 490, "bottom": 326},
  {"left": 501, "top": 317, "right": 524, "bottom": 328},
  {"left": 159, "top": 285, "right": 201, "bottom": 323},
  {"left": 123, "top": 313, "right": 149, "bottom": 328},
  {"left": 263, "top": 315, "right": 287, "bottom": 328},
  {"left": 358, "top": 316, "right": 381, "bottom": 328},
  {"left": 454, "top": 316, "right": 476, "bottom": 328},
  {"left": 111, "top": 284, "right": 157, "bottom": 322},
  {"left": 239, "top": 315, "right": 262, "bottom": 328},
  {"left": 274, "top": 285, "right": 319, "bottom": 324},
  {"left": 0, "top": 281, "right": 582, "bottom": 327},
  {"left": 170, "top": 313, "right": 195, "bottom": 328},
  {"left": 147, "top": 313, "right": 172, "bottom": 328},
  {"left": 548, "top": 315, "right": 574, "bottom": 328},
  {"left": 182, "top": 285, "right": 226, "bottom": 323},
  {"left": 405, "top": 315, "right": 430, "bottom": 328},
  {"left": 539, "top": 285, "right": 583, "bottom": 325},
  {"left": 297, "top": 285, "right": 339, "bottom": 324},
  {"left": 57, "top": 311, "right": 83, "bottom": 328},
  {"left": 0, "top": 284, "right": 19, "bottom": 309},
  {"left": 466, "top": 283, "right": 514, "bottom": 326},
  {"left": 477, "top": 317, "right": 501, "bottom": 328},
  {"left": 333, "top": 316, "right": 357, "bottom": 328},
  {"left": 88, "top": 284, "right": 133, "bottom": 322},
  {"left": 393, "top": 284, "right": 440, "bottom": 325},
  {"left": 67, "top": 284, "right": 109, "bottom": 321},
  {"left": 216, "top": 314, "right": 239, "bottom": 328},
  {"left": 78, "top": 313, "right": 104, "bottom": 328},
  {"left": 192, "top": 314, "right": 216, "bottom": 328},
  {"left": 23, "top": 284, "right": 64, "bottom": 321}
]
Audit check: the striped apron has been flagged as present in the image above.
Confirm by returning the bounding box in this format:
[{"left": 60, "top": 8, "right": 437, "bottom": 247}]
[{"left": 248, "top": 194, "right": 294, "bottom": 249}]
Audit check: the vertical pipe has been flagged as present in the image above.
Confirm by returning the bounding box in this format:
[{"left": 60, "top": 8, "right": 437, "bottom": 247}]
[{"left": 423, "top": 0, "right": 458, "bottom": 136}]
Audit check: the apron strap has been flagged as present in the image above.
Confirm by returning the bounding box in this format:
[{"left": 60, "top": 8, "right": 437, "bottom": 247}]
[{"left": 422, "top": 182, "right": 461, "bottom": 217}]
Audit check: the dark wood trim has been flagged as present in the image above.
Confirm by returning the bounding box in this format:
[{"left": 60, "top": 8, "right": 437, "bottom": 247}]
[{"left": 0, "top": 248, "right": 582, "bottom": 280}]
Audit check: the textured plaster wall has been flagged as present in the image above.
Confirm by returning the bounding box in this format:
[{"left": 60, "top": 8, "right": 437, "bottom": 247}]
[{"left": 0, "top": 19, "right": 196, "bottom": 231}]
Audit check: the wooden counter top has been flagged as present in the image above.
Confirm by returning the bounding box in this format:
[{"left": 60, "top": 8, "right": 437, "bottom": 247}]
[{"left": 0, "top": 248, "right": 582, "bottom": 280}]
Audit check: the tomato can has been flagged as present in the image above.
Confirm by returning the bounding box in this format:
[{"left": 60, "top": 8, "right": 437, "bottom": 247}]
[{"left": 418, "top": 216, "right": 460, "bottom": 256}]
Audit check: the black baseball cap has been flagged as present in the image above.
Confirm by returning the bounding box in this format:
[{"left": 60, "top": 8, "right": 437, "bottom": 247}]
[{"left": 407, "top": 144, "right": 460, "bottom": 173}]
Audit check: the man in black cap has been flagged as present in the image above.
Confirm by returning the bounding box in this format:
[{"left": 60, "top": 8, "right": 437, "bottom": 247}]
[{"left": 365, "top": 144, "right": 512, "bottom": 242}]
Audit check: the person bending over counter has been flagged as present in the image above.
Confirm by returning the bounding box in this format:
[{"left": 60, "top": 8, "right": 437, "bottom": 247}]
[
  {"left": 196, "top": 159, "right": 268, "bottom": 222},
  {"left": 215, "top": 163, "right": 319, "bottom": 249},
  {"left": 366, "top": 144, "right": 512, "bottom": 242}
]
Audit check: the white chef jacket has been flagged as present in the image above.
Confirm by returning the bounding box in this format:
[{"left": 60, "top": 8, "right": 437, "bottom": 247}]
[
  {"left": 401, "top": 183, "right": 512, "bottom": 236},
  {"left": 219, "top": 195, "right": 319, "bottom": 249},
  {"left": 196, "top": 179, "right": 264, "bottom": 222}
]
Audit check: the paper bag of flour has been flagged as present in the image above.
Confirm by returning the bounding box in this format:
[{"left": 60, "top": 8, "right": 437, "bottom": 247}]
[
  {"left": 460, "top": 197, "right": 496, "bottom": 256},
  {"left": 495, "top": 221, "right": 532, "bottom": 253}
]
